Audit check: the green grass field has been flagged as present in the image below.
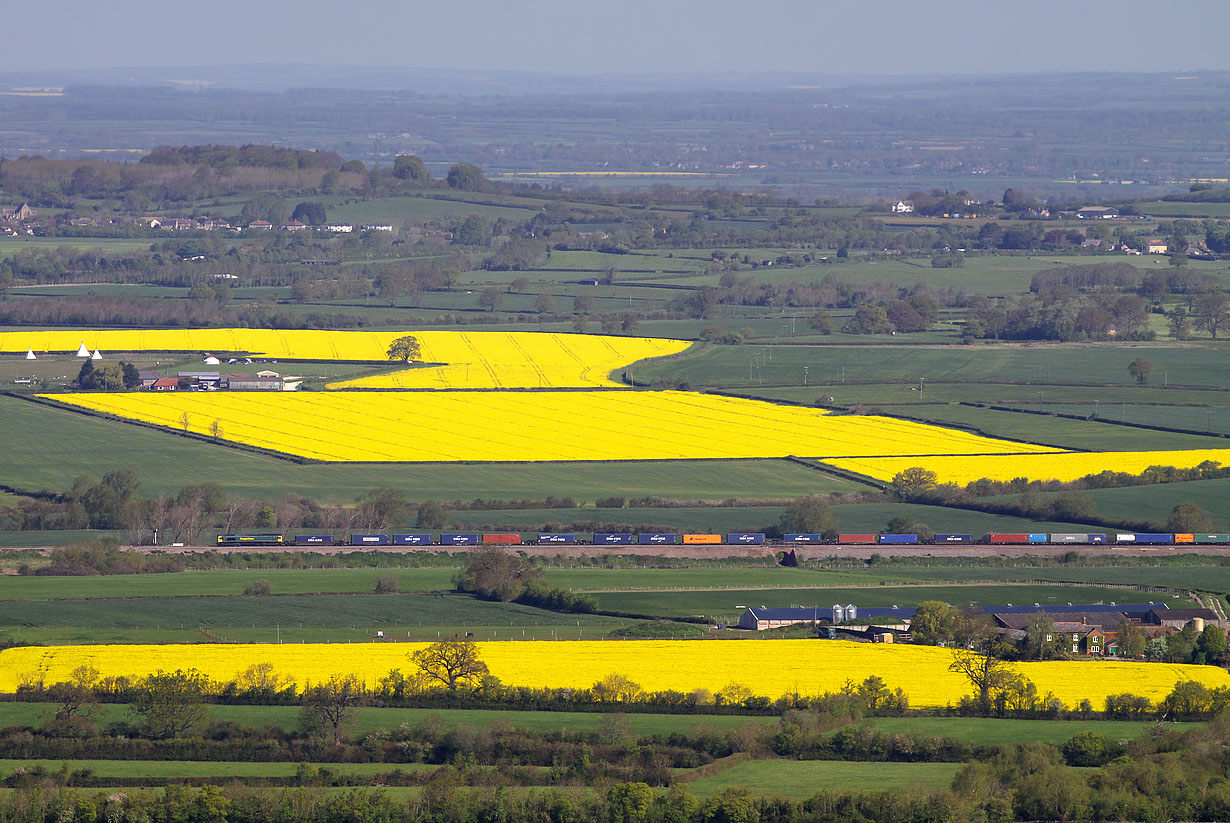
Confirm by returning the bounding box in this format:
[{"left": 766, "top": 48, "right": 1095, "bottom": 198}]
[
  {"left": 683, "top": 759, "right": 962, "bottom": 799},
  {"left": 591, "top": 583, "right": 1172, "bottom": 621},
  {"left": 1027, "top": 478, "right": 1230, "bottom": 528},
  {"left": 864, "top": 716, "right": 1194, "bottom": 744},
  {"left": 740, "top": 384, "right": 1230, "bottom": 409},
  {"left": 0, "top": 701, "right": 768, "bottom": 736},
  {"left": 0, "top": 396, "right": 852, "bottom": 501},
  {"left": 1012, "top": 403, "right": 1230, "bottom": 437},
  {"left": 638, "top": 343, "right": 1230, "bottom": 390},
  {"left": 0, "top": 759, "right": 436, "bottom": 778}
]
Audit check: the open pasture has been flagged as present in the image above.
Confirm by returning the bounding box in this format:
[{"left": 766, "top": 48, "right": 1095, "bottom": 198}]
[
  {"left": 44, "top": 390, "right": 1063, "bottom": 462},
  {"left": 637, "top": 343, "right": 1230, "bottom": 390},
  {"left": 864, "top": 716, "right": 1196, "bottom": 744},
  {"left": 824, "top": 448, "right": 1230, "bottom": 484},
  {"left": 683, "top": 760, "right": 963, "bottom": 798},
  {"left": 590, "top": 584, "right": 1179, "bottom": 621},
  {"left": 3, "top": 640, "right": 1222, "bottom": 709}
]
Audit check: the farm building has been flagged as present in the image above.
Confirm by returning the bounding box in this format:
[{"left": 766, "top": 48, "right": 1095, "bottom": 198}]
[
  {"left": 1144, "top": 607, "right": 1223, "bottom": 630},
  {"left": 738, "top": 607, "right": 835, "bottom": 631},
  {"left": 225, "top": 371, "right": 283, "bottom": 391}
]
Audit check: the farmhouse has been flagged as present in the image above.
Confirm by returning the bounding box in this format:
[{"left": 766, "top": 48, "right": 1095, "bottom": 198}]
[
  {"left": 891, "top": 200, "right": 914, "bottom": 214},
  {"left": 0, "top": 203, "right": 36, "bottom": 222},
  {"left": 150, "top": 377, "right": 179, "bottom": 391},
  {"left": 138, "top": 369, "right": 161, "bottom": 388}
]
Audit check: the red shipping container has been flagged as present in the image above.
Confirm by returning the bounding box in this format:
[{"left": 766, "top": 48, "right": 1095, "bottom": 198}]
[
  {"left": 482, "top": 533, "right": 522, "bottom": 544},
  {"left": 988, "top": 533, "right": 1030, "bottom": 544},
  {"left": 837, "top": 533, "right": 878, "bottom": 544}
]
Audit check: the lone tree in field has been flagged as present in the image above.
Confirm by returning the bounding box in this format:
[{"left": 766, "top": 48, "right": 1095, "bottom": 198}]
[
  {"left": 891, "top": 467, "right": 938, "bottom": 500},
  {"left": 386, "top": 334, "right": 422, "bottom": 363},
  {"left": 949, "top": 635, "right": 1014, "bottom": 715},
  {"left": 411, "top": 640, "right": 489, "bottom": 691},
  {"left": 455, "top": 547, "right": 543, "bottom": 601},
  {"left": 133, "top": 669, "right": 210, "bottom": 738},
  {"left": 1127, "top": 356, "right": 1154, "bottom": 385},
  {"left": 300, "top": 674, "right": 363, "bottom": 744},
  {"left": 1166, "top": 501, "right": 1216, "bottom": 533}
]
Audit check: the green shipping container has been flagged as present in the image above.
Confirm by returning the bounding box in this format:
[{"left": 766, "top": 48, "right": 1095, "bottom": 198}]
[{"left": 1193, "top": 533, "right": 1230, "bottom": 544}]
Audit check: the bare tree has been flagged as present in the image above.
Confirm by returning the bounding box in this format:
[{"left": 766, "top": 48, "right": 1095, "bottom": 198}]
[
  {"left": 300, "top": 674, "right": 363, "bottom": 743},
  {"left": 411, "top": 640, "right": 489, "bottom": 691},
  {"left": 949, "top": 635, "right": 1015, "bottom": 714}
]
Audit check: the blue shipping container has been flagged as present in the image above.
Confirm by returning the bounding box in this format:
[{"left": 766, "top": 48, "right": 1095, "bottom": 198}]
[
  {"left": 441, "top": 533, "right": 480, "bottom": 545},
  {"left": 782, "top": 533, "right": 823, "bottom": 543},
  {"left": 728, "top": 533, "right": 766, "bottom": 544},
  {"left": 1089, "top": 534, "right": 1107, "bottom": 543},
  {"left": 1027, "top": 533, "right": 1049, "bottom": 543},
  {"left": 934, "top": 534, "right": 974, "bottom": 543},
  {"left": 879, "top": 533, "right": 919, "bottom": 544},
  {"left": 537, "top": 534, "right": 576, "bottom": 544},
  {"left": 351, "top": 534, "right": 390, "bottom": 545},
  {"left": 638, "top": 533, "right": 679, "bottom": 545},
  {"left": 1134, "top": 533, "right": 1175, "bottom": 544},
  {"left": 594, "top": 533, "right": 635, "bottom": 545},
  {"left": 295, "top": 535, "right": 334, "bottom": 544},
  {"left": 392, "top": 534, "right": 433, "bottom": 545}
]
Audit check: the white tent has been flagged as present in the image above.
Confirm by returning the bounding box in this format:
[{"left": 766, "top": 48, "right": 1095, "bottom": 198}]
[
  {"left": 91, "top": 349, "right": 102, "bottom": 360},
  {"left": 75, "top": 342, "right": 90, "bottom": 357},
  {"left": 202, "top": 355, "right": 221, "bottom": 365},
  {"left": 25, "top": 349, "right": 36, "bottom": 360}
]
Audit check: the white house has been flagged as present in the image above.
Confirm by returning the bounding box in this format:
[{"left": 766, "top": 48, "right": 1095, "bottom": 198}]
[{"left": 891, "top": 200, "right": 915, "bottom": 214}]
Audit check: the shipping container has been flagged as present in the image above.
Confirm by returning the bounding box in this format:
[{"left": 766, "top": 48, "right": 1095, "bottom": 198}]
[
  {"left": 392, "top": 534, "right": 432, "bottom": 545},
  {"left": 1027, "top": 533, "right": 1049, "bottom": 543},
  {"left": 988, "top": 533, "right": 1030, "bottom": 544},
  {"left": 1049, "top": 533, "right": 1089, "bottom": 544},
  {"left": 594, "top": 533, "right": 635, "bottom": 545},
  {"left": 1134, "top": 533, "right": 1175, "bottom": 544},
  {"left": 537, "top": 533, "right": 577, "bottom": 544},
  {"left": 934, "top": 534, "right": 975, "bottom": 543},
  {"left": 350, "top": 534, "right": 391, "bottom": 546},
  {"left": 1089, "top": 534, "right": 1107, "bottom": 543},
  {"left": 441, "top": 533, "right": 480, "bottom": 545},
  {"left": 1193, "top": 533, "right": 1230, "bottom": 544},
  {"left": 879, "top": 533, "right": 919, "bottom": 544},
  {"left": 482, "top": 533, "right": 522, "bottom": 545},
  {"left": 728, "top": 533, "right": 766, "bottom": 544},
  {"left": 1174, "top": 533, "right": 1195, "bottom": 544},
  {"left": 637, "top": 533, "right": 678, "bottom": 545},
  {"left": 782, "top": 533, "right": 823, "bottom": 543},
  {"left": 838, "top": 533, "right": 878, "bottom": 544},
  {"left": 294, "top": 535, "right": 334, "bottom": 544},
  {"left": 683, "top": 534, "right": 723, "bottom": 544}
]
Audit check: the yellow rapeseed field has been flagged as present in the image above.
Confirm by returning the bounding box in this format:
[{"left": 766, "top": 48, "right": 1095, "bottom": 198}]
[
  {"left": 0, "top": 329, "right": 688, "bottom": 390},
  {"left": 43, "top": 391, "right": 1064, "bottom": 462},
  {"left": 1, "top": 641, "right": 1222, "bottom": 709},
  {"left": 823, "top": 449, "right": 1230, "bottom": 485}
]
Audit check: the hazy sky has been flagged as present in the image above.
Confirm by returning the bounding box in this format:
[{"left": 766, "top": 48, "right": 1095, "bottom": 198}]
[{"left": 6, "top": 0, "right": 1229, "bottom": 77}]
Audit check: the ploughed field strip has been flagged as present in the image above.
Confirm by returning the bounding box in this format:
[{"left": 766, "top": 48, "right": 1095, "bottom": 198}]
[
  {"left": 0, "top": 328, "right": 687, "bottom": 389},
  {"left": 43, "top": 390, "right": 1064, "bottom": 462},
  {"left": 2, "top": 642, "right": 1224, "bottom": 709},
  {"left": 823, "top": 449, "right": 1230, "bottom": 484}
]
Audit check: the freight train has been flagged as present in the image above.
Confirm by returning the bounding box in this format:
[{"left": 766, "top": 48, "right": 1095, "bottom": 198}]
[{"left": 215, "top": 531, "right": 1230, "bottom": 547}]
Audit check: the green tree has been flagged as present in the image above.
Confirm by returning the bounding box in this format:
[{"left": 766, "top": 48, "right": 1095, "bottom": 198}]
[
  {"left": 1051, "top": 491, "right": 1097, "bottom": 521},
  {"left": 1167, "top": 501, "right": 1216, "bottom": 532},
  {"left": 133, "top": 669, "right": 209, "bottom": 738},
  {"left": 454, "top": 547, "right": 544, "bottom": 601},
  {"left": 478, "top": 286, "right": 504, "bottom": 312},
  {"left": 456, "top": 214, "right": 491, "bottom": 246},
  {"left": 411, "top": 640, "right": 489, "bottom": 691},
  {"left": 1193, "top": 292, "right": 1230, "bottom": 339},
  {"left": 607, "top": 782, "right": 654, "bottom": 823},
  {"left": 386, "top": 334, "right": 422, "bottom": 362},
  {"left": 1167, "top": 306, "right": 1192, "bottom": 340},
  {"left": 1127, "top": 356, "right": 1154, "bottom": 385},
  {"left": 910, "top": 601, "right": 957, "bottom": 644},
  {"left": 534, "top": 292, "right": 557, "bottom": 314},
  {"left": 291, "top": 201, "right": 327, "bottom": 225},
  {"left": 890, "top": 466, "right": 938, "bottom": 500},
  {"left": 415, "top": 500, "right": 450, "bottom": 529},
  {"left": 1198, "top": 624, "right": 1228, "bottom": 663},
  {"left": 779, "top": 495, "right": 837, "bottom": 536},
  {"left": 948, "top": 635, "right": 1014, "bottom": 714},
  {"left": 446, "top": 163, "right": 486, "bottom": 191},
  {"left": 393, "top": 154, "right": 429, "bottom": 181},
  {"left": 843, "top": 303, "right": 894, "bottom": 334},
  {"left": 1115, "top": 620, "right": 1147, "bottom": 658},
  {"left": 808, "top": 310, "right": 834, "bottom": 334},
  {"left": 1022, "top": 613, "right": 1065, "bottom": 660}
]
